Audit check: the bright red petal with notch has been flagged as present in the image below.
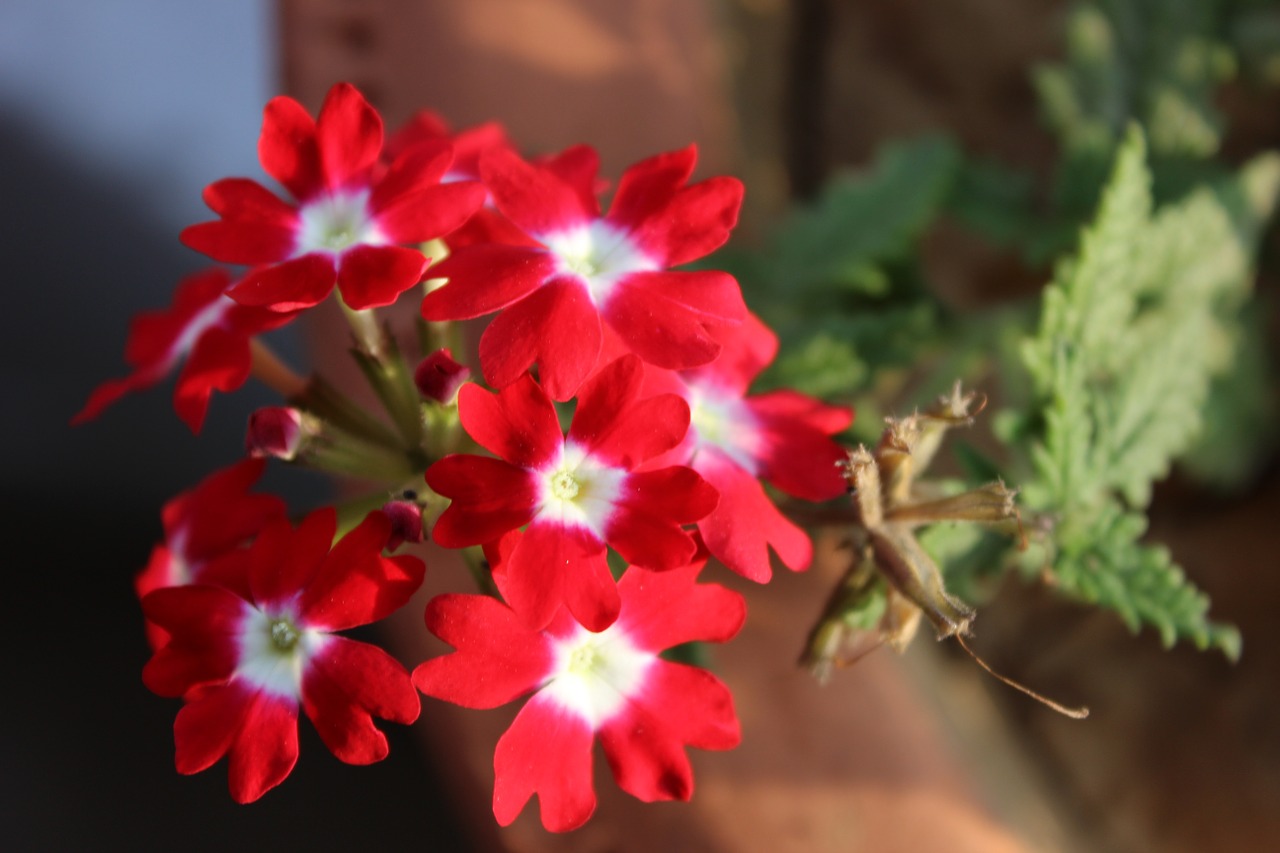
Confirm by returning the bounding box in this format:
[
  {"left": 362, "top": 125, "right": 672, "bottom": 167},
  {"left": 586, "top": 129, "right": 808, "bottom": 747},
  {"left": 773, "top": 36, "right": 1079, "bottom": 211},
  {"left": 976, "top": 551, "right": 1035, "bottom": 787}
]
[
  {"left": 606, "top": 146, "right": 696, "bottom": 233},
  {"left": 413, "top": 594, "right": 553, "bottom": 709},
  {"left": 174, "top": 681, "right": 252, "bottom": 775},
  {"left": 571, "top": 366, "right": 690, "bottom": 469},
  {"left": 751, "top": 392, "right": 851, "bottom": 500},
  {"left": 259, "top": 95, "right": 322, "bottom": 200},
  {"left": 479, "top": 278, "right": 601, "bottom": 400},
  {"left": 493, "top": 694, "right": 597, "bottom": 831},
  {"left": 627, "top": 177, "right": 744, "bottom": 267},
  {"left": 606, "top": 467, "right": 717, "bottom": 570},
  {"left": 482, "top": 147, "right": 594, "bottom": 238},
  {"left": 226, "top": 690, "right": 299, "bottom": 803},
  {"left": 248, "top": 510, "right": 334, "bottom": 607},
  {"left": 599, "top": 662, "right": 739, "bottom": 803},
  {"left": 603, "top": 270, "right": 745, "bottom": 370},
  {"left": 458, "top": 376, "right": 561, "bottom": 467},
  {"left": 315, "top": 82, "right": 382, "bottom": 189},
  {"left": 503, "top": 522, "right": 618, "bottom": 632},
  {"left": 695, "top": 451, "right": 813, "bottom": 581},
  {"left": 425, "top": 456, "right": 540, "bottom": 547},
  {"left": 298, "top": 512, "right": 425, "bottom": 630},
  {"left": 302, "top": 637, "right": 419, "bottom": 765},
  {"left": 615, "top": 564, "right": 745, "bottom": 651}
]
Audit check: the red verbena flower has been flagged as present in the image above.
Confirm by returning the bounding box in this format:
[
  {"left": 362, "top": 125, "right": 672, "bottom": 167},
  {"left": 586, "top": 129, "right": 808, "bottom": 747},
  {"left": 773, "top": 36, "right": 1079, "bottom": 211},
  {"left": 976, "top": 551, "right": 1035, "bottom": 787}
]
[
  {"left": 413, "top": 556, "right": 744, "bottom": 832},
  {"left": 142, "top": 509, "right": 424, "bottom": 803},
  {"left": 420, "top": 145, "right": 747, "bottom": 401},
  {"left": 135, "top": 458, "right": 286, "bottom": 649},
  {"left": 641, "top": 314, "right": 852, "bottom": 582},
  {"left": 71, "top": 267, "right": 292, "bottom": 433},
  {"left": 181, "top": 82, "right": 485, "bottom": 313},
  {"left": 425, "top": 355, "right": 718, "bottom": 631}
]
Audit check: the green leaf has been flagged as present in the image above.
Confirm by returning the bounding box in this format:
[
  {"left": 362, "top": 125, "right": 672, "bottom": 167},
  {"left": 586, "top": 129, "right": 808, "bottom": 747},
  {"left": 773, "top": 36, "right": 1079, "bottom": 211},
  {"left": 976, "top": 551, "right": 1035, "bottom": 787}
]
[{"left": 1013, "top": 126, "right": 1274, "bottom": 656}]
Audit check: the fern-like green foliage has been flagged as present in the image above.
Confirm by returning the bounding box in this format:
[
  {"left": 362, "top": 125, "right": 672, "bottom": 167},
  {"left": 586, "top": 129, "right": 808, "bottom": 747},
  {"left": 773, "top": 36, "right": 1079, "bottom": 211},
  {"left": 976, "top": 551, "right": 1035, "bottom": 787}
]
[{"left": 1014, "top": 127, "right": 1279, "bottom": 659}]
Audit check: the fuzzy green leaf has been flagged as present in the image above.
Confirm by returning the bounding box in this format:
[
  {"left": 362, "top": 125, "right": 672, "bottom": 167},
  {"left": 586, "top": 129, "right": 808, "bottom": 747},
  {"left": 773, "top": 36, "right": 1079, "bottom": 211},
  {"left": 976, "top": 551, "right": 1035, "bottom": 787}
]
[{"left": 1016, "top": 126, "right": 1274, "bottom": 656}]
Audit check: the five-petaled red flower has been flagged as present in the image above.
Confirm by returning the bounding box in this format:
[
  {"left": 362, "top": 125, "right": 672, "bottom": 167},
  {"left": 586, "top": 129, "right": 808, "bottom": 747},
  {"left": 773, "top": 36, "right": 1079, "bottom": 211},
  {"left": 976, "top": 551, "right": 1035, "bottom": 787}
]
[
  {"left": 640, "top": 314, "right": 852, "bottom": 581},
  {"left": 420, "top": 145, "right": 747, "bottom": 401},
  {"left": 142, "top": 509, "right": 424, "bottom": 803},
  {"left": 72, "top": 268, "right": 292, "bottom": 432},
  {"left": 181, "top": 83, "right": 485, "bottom": 312},
  {"left": 425, "top": 355, "right": 718, "bottom": 631},
  {"left": 414, "top": 554, "right": 744, "bottom": 832}
]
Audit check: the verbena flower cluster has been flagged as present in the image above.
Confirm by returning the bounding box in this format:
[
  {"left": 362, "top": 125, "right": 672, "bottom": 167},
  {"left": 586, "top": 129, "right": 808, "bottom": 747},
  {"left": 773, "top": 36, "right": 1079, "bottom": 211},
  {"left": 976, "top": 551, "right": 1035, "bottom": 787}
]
[{"left": 79, "top": 83, "right": 851, "bottom": 832}]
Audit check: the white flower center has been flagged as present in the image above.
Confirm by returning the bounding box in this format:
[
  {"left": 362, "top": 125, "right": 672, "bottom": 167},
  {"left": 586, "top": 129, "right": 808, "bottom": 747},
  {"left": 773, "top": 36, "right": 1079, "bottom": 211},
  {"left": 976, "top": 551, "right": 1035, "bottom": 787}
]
[
  {"left": 688, "top": 382, "right": 762, "bottom": 475},
  {"left": 541, "top": 623, "right": 653, "bottom": 728},
  {"left": 295, "top": 188, "right": 382, "bottom": 256},
  {"left": 236, "top": 604, "right": 328, "bottom": 699},
  {"left": 535, "top": 441, "right": 626, "bottom": 538},
  {"left": 543, "top": 220, "right": 658, "bottom": 305}
]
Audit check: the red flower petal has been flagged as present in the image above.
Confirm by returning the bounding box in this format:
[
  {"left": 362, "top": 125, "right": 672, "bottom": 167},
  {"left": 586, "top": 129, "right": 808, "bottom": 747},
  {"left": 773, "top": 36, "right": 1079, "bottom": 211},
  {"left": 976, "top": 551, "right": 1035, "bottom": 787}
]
[
  {"left": 615, "top": 563, "right": 745, "bottom": 650},
  {"left": 478, "top": 278, "right": 602, "bottom": 400},
  {"left": 425, "top": 456, "right": 541, "bottom": 547},
  {"left": 335, "top": 244, "right": 427, "bottom": 310},
  {"left": 695, "top": 451, "right": 814, "bottom": 581},
  {"left": 298, "top": 512, "right": 425, "bottom": 631},
  {"left": 493, "top": 694, "right": 597, "bottom": 831},
  {"left": 503, "top": 522, "right": 619, "bottom": 632},
  {"left": 375, "top": 180, "right": 486, "bottom": 244},
  {"left": 258, "top": 95, "right": 322, "bottom": 201},
  {"left": 569, "top": 357, "right": 690, "bottom": 469},
  {"left": 301, "top": 637, "right": 418, "bottom": 765},
  {"left": 626, "top": 176, "right": 744, "bottom": 267},
  {"left": 370, "top": 140, "right": 452, "bottom": 211},
  {"left": 539, "top": 144, "right": 602, "bottom": 218},
  {"left": 457, "top": 375, "right": 561, "bottom": 468},
  {"left": 301, "top": 660, "right": 388, "bottom": 766},
  {"left": 598, "top": 663, "right": 739, "bottom": 803},
  {"left": 201, "top": 177, "right": 297, "bottom": 225},
  {"left": 482, "top": 147, "right": 595, "bottom": 238},
  {"left": 603, "top": 270, "right": 745, "bottom": 370},
  {"left": 684, "top": 312, "right": 779, "bottom": 396},
  {"left": 248, "top": 510, "right": 335, "bottom": 607},
  {"left": 141, "top": 585, "right": 245, "bottom": 696},
  {"left": 172, "top": 326, "right": 253, "bottom": 433},
  {"left": 413, "top": 593, "right": 554, "bottom": 709},
  {"left": 309, "top": 636, "right": 420, "bottom": 724},
  {"left": 316, "top": 82, "right": 382, "bottom": 190},
  {"left": 174, "top": 681, "right": 253, "bottom": 776},
  {"left": 606, "top": 146, "right": 697, "bottom": 235},
  {"left": 606, "top": 467, "right": 717, "bottom": 570},
  {"left": 226, "top": 689, "right": 299, "bottom": 803},
  {"left": 228, "top": 254, "right": 337, "bottom": 311},
  {"left": 420, "top": 244, "right": 557, "bottom": 320},
  {"left": 751, "top": 393, "right": 852, "bottom": 501}
]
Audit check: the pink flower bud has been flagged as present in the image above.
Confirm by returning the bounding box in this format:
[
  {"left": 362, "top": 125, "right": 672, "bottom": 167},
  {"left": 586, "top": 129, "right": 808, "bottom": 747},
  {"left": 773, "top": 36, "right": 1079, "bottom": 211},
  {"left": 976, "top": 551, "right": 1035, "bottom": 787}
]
[
  {"left": 414, "top": 348, "right": 471, "bottom": 404},
  {"left": 382, "top": 498, "right": 425, "bottom": 551},
  {"left": 245, "top": 407, "right": 304, "bottom": 460}
]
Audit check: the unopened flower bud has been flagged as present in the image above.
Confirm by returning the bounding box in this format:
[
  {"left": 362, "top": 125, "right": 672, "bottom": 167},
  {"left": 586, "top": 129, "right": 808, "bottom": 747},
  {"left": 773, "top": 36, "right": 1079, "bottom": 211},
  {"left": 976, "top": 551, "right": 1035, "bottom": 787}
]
[
  {"left": 414, "top": 348, "right": 470, "bottom": 404},
  {"left": 382, "top": 497, "right": 425, "bottom": 551},
  {"left": 246, "top": 407, "right": 304, "bottom": 460}
]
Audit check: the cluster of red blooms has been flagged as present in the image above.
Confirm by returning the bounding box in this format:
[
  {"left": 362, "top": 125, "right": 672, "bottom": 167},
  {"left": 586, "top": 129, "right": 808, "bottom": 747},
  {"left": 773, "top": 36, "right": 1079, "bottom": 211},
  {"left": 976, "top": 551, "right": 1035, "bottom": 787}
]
[{"left": 78, "top": 83, "right": 851, "bottom": 832}]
